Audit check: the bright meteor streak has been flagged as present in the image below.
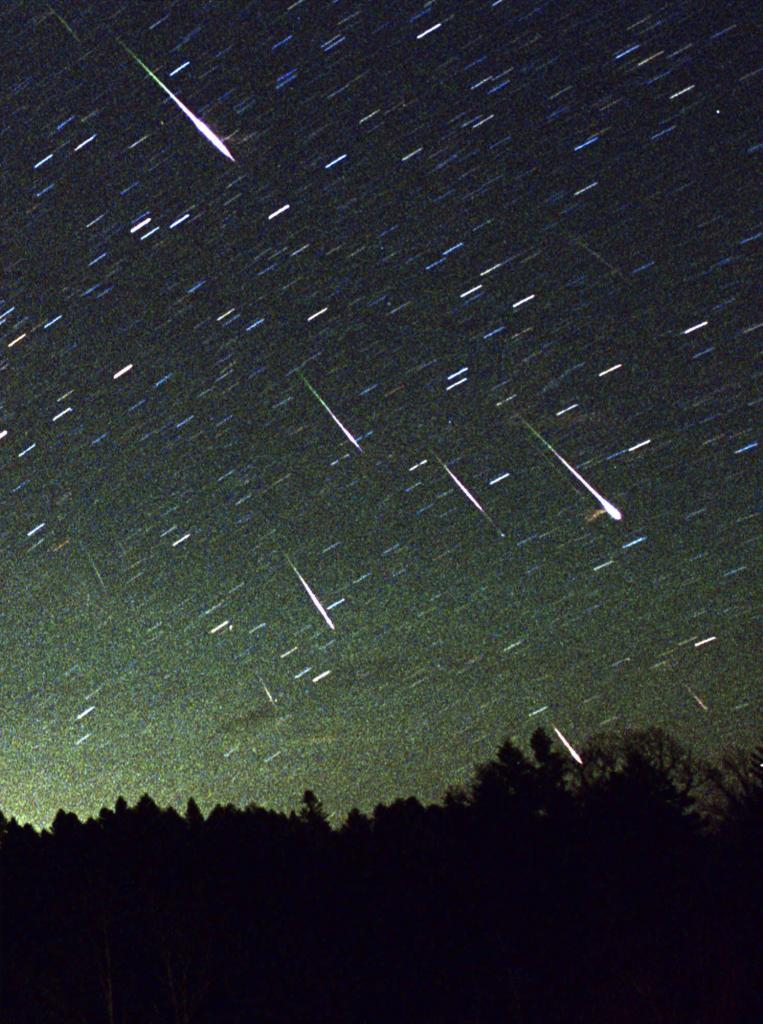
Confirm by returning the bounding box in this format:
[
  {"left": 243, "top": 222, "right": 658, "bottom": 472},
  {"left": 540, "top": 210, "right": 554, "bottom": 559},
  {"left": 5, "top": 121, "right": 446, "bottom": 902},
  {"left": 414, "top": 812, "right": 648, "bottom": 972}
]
[
  {"left": 119, "top": 41, "right": 235, "bottom": 162},
  {"left": 553, "top": 726, "right": 584, "bottom": 765},
  {"left": 518, "top": 416, "right": 623, "bottom": 521},
  {"left": 298, "top": 370, "right": 362, "bottom": 452},
  {"left": 435, "top": 455, "right": 506, "bottom": 538},
  {"left": 283, "top": 552, "right": 335, "bottom": 630}
]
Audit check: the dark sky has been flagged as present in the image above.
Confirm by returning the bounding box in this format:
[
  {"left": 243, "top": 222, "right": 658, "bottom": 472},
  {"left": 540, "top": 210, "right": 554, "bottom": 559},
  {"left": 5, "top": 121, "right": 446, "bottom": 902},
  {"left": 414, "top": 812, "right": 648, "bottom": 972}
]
[{"left": 1, "top": 0, "right": 759, "bottom": 827}]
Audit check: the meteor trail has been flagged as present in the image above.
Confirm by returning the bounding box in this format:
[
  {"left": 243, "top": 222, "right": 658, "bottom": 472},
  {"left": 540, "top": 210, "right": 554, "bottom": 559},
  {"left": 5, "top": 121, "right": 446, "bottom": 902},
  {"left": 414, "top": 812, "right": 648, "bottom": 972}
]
[
  {"left": 434, "top": 454, "right": 506, "bottom": 538},
  {"left": 283, "top": 552, "right": 335, "bottom": 630},
  {"left": 119, "top": 40, "right": 235, "bottom": 162},
  {"left": 518, "top": 416, "right": 623, "bottom": 521},
  {"left": 297, "top": 370, "right": 362, "bottom": 452},
  {"left": 553, "top": 726, "right": 584, "bottom": 764},
  {"left": 82, "top": 544, "right": 106, "bottom": 592},
  {"left": 685, "top": 685, "right": 709, "bottom": 712},
  {"left": 562, "top": 228, "right": 624, "bottom": 279},
  {"left": 48, "top": 5, "right": 80, "bottom": 41}
]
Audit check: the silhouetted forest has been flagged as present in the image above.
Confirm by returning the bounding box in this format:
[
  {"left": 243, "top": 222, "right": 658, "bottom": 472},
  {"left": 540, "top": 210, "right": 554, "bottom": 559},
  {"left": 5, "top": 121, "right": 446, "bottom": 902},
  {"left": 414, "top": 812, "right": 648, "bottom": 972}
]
[{"left": 2, "top": 726, "right": 761, "bottom": 1023}]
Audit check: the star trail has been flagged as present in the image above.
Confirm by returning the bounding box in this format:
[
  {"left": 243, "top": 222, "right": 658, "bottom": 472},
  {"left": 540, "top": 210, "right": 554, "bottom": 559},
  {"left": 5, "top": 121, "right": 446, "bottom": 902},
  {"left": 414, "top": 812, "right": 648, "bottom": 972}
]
[{"left": 0, "top": 0, "right": 759, "bottom": 827}]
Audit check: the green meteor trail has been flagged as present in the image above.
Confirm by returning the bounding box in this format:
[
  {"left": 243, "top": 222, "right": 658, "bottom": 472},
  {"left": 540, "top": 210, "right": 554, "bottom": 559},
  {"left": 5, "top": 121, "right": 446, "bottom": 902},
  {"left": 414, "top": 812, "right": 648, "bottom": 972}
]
[
  {"left": 119, "top": 40, "right": 235, "bottom": 162},
  {"left": 518, "top": 415, "right": 623, "bottom": 521},
  {"left": 48, "top": 5, "right": 80, "bottom": 41},
  {"left": 297, "top": 370, "right": 362, "bottom": 452}
]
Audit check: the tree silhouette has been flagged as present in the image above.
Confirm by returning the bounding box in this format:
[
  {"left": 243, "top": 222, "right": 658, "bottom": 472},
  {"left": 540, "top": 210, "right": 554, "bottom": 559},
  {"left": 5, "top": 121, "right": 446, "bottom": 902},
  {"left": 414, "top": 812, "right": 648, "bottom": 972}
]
[
  {"left": 705, "top": 744, "right": 763, "bottom": 834},
  {"left": 1, "top": 725, "right": 760, "bottom": 1024},
  {"left": 184, "top": 796, "right": 205, "bottom": 829},
  {"left": 298, "top": 788, "right": 329, "bottom": 830}
]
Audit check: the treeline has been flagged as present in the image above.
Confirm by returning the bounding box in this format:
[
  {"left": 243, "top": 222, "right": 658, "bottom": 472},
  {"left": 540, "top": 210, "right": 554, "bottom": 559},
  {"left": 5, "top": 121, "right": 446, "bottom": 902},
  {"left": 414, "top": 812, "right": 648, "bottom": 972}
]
[{"left": 1, "top": 727, "right": 761, "bottom": 1023}]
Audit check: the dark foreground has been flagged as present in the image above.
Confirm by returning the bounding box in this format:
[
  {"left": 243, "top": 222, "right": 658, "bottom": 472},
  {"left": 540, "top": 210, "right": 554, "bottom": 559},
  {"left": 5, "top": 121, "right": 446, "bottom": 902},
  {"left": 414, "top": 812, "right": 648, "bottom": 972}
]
[{"left": 2, "top": 727, "right": 761, "bottom": 1023}]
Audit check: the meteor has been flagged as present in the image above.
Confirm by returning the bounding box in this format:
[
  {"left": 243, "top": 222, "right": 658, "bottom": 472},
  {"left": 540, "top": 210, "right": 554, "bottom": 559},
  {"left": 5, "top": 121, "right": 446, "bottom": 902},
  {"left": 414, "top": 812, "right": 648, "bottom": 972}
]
[
  {"left": 119, "top": 40, "right": 235, "bottom": 162},
  {"left": 685, "top": 685, "right": 709, "bottom": 712},
  {"left": 518, "top": 416, "right": 623, "bottom": 521},
  {"left": 434, "top": 454, "right": 506, "bottom": 538},
  {"left": 82, "top": 544, "right": 106, "bottom": 592},
  {"left": 283, "top": 552, "right": 335, "bottom": 630},
  {"left": 553, "top": 726, "right": 584, "bottom": 765},
  {"left": 297, "top": 370, "right": 362, "bottom": 452},
  {"left": 48, "top": 5, "right": 80, "bottom": 41},
  {"left": 562, "top": 228, "right": 623, "bottom": 279}
]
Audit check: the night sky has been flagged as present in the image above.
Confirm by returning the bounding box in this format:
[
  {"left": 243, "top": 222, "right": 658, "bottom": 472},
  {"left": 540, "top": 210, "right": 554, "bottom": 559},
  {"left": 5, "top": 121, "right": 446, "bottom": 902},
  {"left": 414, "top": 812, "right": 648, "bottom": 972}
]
[{"left": 1, "top": 0, "right": 759, "bottom": 828}]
